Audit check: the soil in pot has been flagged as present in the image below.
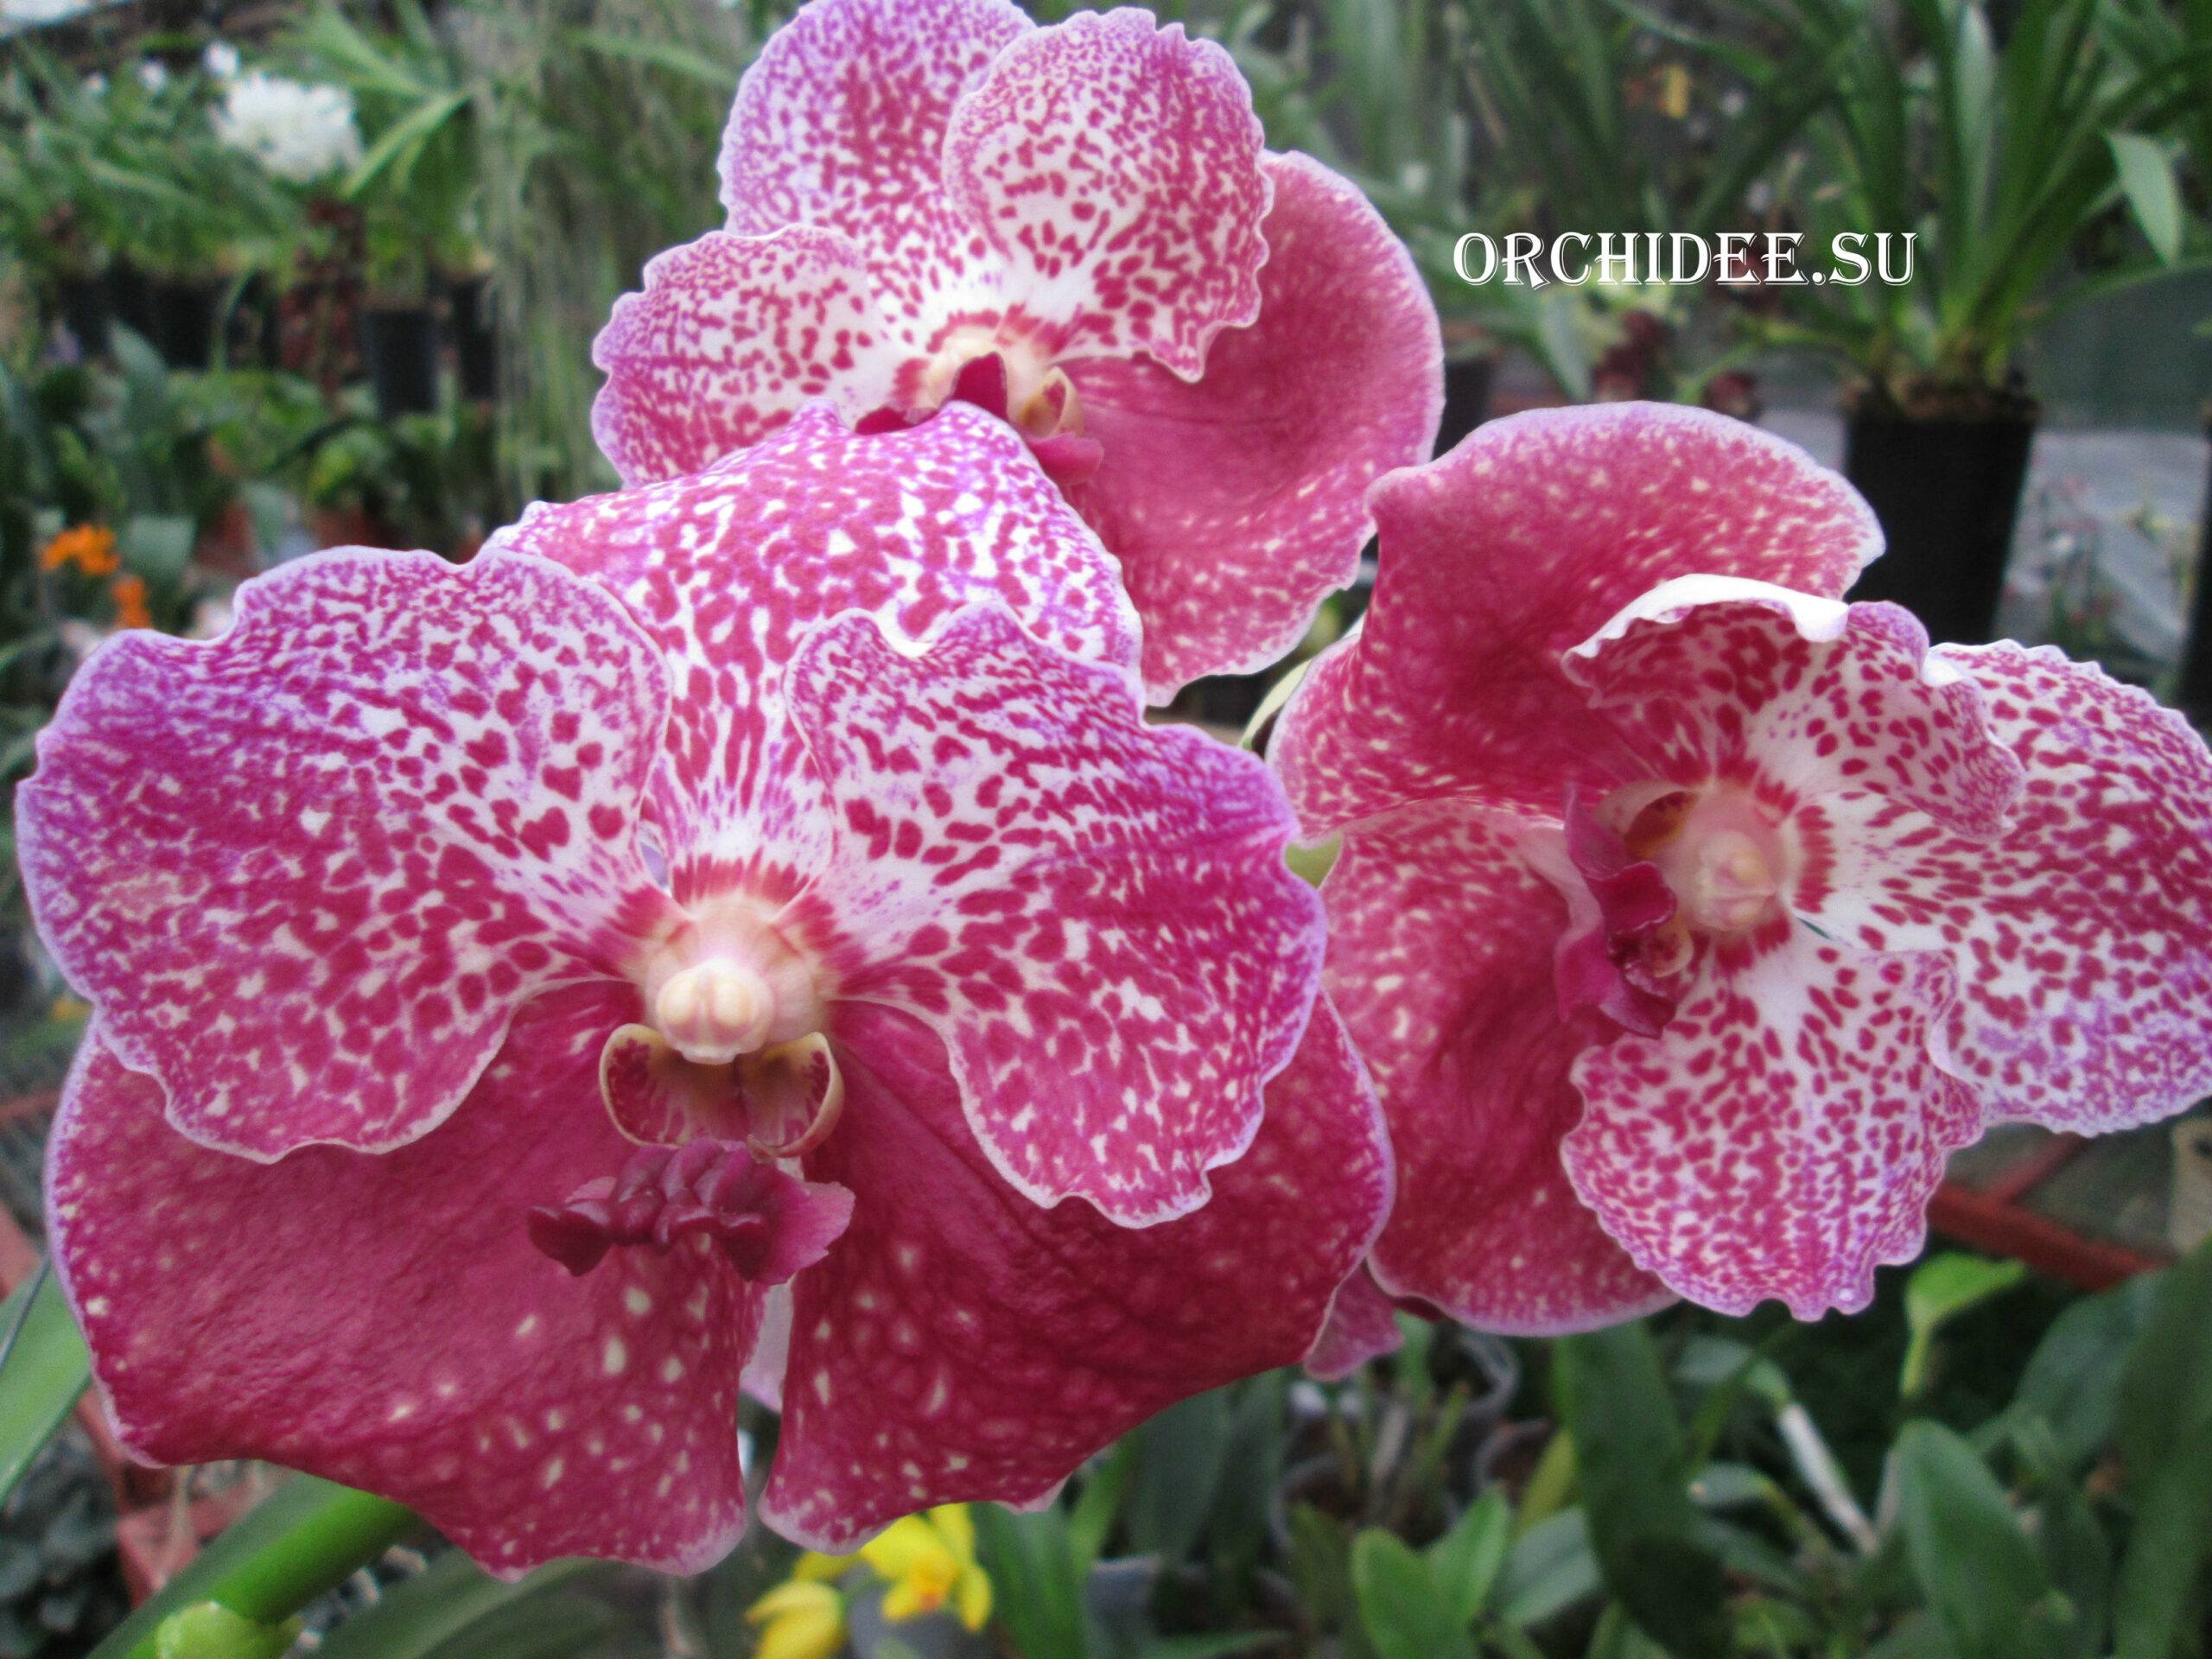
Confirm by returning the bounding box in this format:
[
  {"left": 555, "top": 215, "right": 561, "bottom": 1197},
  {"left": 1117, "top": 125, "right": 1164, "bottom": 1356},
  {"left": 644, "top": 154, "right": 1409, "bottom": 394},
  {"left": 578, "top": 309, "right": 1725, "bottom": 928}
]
[
  {"left": 1843, "top": 410, "right": 2037, "bottom": 646},
  {"left": 359, "top": 306, "right": 441, "bottom": 420}
]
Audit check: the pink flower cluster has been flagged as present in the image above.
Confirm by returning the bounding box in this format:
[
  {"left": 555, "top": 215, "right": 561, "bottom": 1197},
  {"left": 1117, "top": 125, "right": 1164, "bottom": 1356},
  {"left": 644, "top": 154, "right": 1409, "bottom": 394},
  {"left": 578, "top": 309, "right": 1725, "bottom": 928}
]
[{"left": 24, "top": 0, "right": 2212, "bottom": 1586}]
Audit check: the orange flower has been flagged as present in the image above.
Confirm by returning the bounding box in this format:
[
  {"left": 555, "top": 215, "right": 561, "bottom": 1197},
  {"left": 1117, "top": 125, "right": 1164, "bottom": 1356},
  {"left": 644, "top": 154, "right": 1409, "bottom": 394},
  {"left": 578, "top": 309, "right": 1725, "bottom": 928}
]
[
  {"left": 111, "top": 575, "right": 151, "bottom": 631},
  {"left": 40, "top": 524, "right": 119, "bottom": 577}
]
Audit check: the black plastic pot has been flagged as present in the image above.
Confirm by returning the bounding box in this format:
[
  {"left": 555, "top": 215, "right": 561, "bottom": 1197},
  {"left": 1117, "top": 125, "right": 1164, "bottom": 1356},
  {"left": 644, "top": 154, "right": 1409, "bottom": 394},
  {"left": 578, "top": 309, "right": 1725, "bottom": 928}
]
[
  {"left": 359, "top": 306, "right": 440, "bottom": 419},
  {"left": 108, "top": 263, "right": 151, "bottom": 345},
  {"left": 2172, "top": 413, "right": 2212, "bottom": 726},
  {"left": 1434, "top": 353, "right": 1497, "bottom": 457},
  {"left": 449, "top": 276, "right": 498, "bottom": 403},
  {"left": 55, "top": 270, "right": 112, "bottom": 359},
  {"left": 146, "top": 277, "right": 224, "bottom": 370},
  {"left": 1843, "top": 415, "right": 2037, "bottom": 645}
]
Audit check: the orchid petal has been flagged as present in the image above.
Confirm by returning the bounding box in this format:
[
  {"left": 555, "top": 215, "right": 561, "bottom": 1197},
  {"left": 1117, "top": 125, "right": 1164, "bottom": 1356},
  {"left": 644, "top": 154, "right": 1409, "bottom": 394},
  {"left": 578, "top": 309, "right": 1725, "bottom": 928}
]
[
  {"left": 760, "top": 999, "right": 1388, "bottom": 1550},
  {"left": 1064, "top": 151, "right": 1441, "bottom": 699},
  {"left": 1326, "top": 800, "right": 1671, "bottom": 1333},
  {"left": 718, "top": 0, "right": 1027, "bottom": 346},
  {"left": 784, "top": 605, "right": 1321, "bottom": 1225},
  {"left": 1274, "top": 404, "right": 1882, "bottom": 836},
  {"left": 591, "top": 227, "right": 905, "bottom": 487},
  {"left": 1564, "top": 583, "right": 2024, "bottom": 838},
  {"left": 940, "top": 8, "right": 1270, "bottom": 376},
  {"left": 48, "top": 989, "right": 760, "bottom": 1580},
  {"left": 488, "top": 404, "right": 1140, "bottom": 909},
  {"left": 1805, "top": 643, "right": 2212, "bottom": 1135},
  {"left": 18, "top": 550, "right": 671, "bottom": 1159},
  {"left": 1564, "top": 934, "right": 1982, "bottom": 1319},
  {"left": 1304, "top": 1265, "right": 1403, "bottom": 1381}
]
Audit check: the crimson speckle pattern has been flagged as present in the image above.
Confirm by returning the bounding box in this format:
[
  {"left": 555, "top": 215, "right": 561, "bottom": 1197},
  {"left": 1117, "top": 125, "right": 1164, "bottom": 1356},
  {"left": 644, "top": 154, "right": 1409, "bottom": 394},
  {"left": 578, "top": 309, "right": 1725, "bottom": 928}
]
[
  {"left": 49, "top": 989, "right": 760, "bottom": 1580},
  {"left": 1570, "top": 596, "right": 2024, "bottom": 842},
  {"left": 598, "top": 0, "right": 1438, "bottom": 702},
  {"left": 719, "top": 0, "right": 1027, "bottom": 341},
  {"left": 785, "top": 606, "right": 1323, "bottom": 1224},
  {"left": 939, "top": 8, "right": 1268, "bottom": 375},
  {"left": 1566, "top": 936, "right": 1980, "bottom": 1318},
  {"left": 760, "top": 1000, "right": 1389, "bottom": 1549},
  {"left": 18, "top": 551, "right": 671, "bottom": 1159},
  {"left": 592, "top": 227, "right": 901, "bottom": 486},
  {"left": 1064, "top": 151, "right": 1441, "bottom": 695},
  {"left": 1274, "top": 404, "right": 1882, "bottom": 836},
  {"left": 491, "top": 404, "right": 1140, "bottom": 901},
  {"left": 1323, "top": 799, "right": 1671, "bottom": 1332},
  {"left": 1806, "top": 643, "right": 2212, "bottom": 1135}
]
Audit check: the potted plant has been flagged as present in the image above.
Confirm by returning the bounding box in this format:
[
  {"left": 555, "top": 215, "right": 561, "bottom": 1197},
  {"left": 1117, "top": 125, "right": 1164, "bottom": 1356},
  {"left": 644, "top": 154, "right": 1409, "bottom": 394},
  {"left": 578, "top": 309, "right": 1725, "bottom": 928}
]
[
  {"left": 1748, "top": 0, "right": 2198, "bottom": 643},
  {"left": 292, "top": 3, "right": 485, "bottom": 421}
]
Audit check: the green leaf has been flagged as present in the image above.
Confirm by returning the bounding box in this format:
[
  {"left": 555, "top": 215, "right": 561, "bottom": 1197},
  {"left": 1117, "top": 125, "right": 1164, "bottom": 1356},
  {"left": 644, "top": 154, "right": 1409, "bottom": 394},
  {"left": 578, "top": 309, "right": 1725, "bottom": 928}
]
[
  {"left": 2015, "top": 1272, "right": 2163, "bottom": 1468},
  {"left": 1554, "top": 1326, "right": 1728, "bottom": 1656},
  {"left": 1893, "top": 1420, "right": 2056, "bottom": 1659},
  {"left": 315, "top": 1551, "right": 601, "bottom": 1659},
  {"left": 1068, "top": 1440, "right": 1135, "bottom": 1573},
  {"left": 971, "top": 1502, "right": 1092, "bottom": 1659},
  {"left": 2107, "top": 132, "right": 2183, "bottom": 264},
  {"left": 90, "top": 1480, "right": 417, "bottom": 1659},
  {"left": 2113, "top": 1237, "right": 2212, "bottom": 1659},
  {"left": 1426, "top": 1489, "right": 1511, "bottom": 1624},
  {"left": 2035, "top": 1474, "right": 2110, "bottom": 1659},
  {"left": 1350, "top": 1529, "right": 1474, "bottom": 1659},
  {"left": 118, "top": 513, "right": 196, "bottom": 584},
  {"left": 1491, "top": 1511, "right": 1600, "bottom": 1630},
  {"left": 568, "top": 29, "right": 739, "bottom": 90},
  {"left": 1125, "top": 1389, "right": 1229, "bottom": 1566},
  {"left": 1901, "top": 1252, "right": 2026, "bottom": 1397},
  {"left": 0, "top": 1265, "right": 92, "bottom": 1507},
  {"left": 344, "top": 89, "right": 474, "bottom": 200}
]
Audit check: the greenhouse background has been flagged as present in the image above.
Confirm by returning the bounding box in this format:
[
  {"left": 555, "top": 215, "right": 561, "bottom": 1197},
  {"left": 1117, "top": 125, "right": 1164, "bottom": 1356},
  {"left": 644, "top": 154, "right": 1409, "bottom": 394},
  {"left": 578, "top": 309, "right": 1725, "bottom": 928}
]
[{"left": 2, "top": 0, "right": 2211, "bottom": 1654}]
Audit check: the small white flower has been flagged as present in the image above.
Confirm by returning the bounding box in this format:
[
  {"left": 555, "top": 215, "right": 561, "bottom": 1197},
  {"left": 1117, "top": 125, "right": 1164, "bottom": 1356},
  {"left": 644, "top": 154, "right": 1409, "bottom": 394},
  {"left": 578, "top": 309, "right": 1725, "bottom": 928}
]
[
  {"left": 211, "top": 71, "right": 363, "bottom": 184},
  {"left": 135, "top": 60, "right": 168, "bottom": 92},
  {"left": 204, "top": 40, "right": 240, "bottom": 79}
]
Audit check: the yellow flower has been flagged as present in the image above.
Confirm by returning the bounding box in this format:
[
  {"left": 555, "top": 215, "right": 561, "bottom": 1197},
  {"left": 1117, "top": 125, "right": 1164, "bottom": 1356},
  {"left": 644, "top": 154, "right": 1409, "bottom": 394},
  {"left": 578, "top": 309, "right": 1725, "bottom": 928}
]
[
  {"left": 746, "top": 1579, "right": 846, "bottom": 1659},
  {"left": 859, "top": 1504, "right": 992, "bottom": 1632},
  {"left": 40, "top": 524, "right": 118, "bottom": 576}
]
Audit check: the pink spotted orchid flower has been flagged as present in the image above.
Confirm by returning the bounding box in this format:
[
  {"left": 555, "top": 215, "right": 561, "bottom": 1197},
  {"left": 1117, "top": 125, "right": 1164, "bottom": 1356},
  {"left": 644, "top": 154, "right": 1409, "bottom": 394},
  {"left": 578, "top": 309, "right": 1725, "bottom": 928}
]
[
  {"left": 1274, "top": 402, "right": 2212, "bottom": 1328},
  {"left": 590, "top": 0, "right": 1442, "bottom": 701},
  {"left": 25, "top": 405, "right": 1391, "bottom": 1573}
]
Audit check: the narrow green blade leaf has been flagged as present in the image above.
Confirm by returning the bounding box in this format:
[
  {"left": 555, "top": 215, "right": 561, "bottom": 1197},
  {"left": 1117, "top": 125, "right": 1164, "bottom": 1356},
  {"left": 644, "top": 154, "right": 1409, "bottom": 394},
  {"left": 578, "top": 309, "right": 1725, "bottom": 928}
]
[
  {"left": 0, "top": 1265, "right": 92, "bottom": 1506},
  {"left": 2113, "top": 1237, "right": 2212, "bottom": 1659},
  {"left": 1491, "top": 1511, "right": 1599, "bottom": 1630},
  {"left": 1893, "top": 1420, "right": 2053, "bottom": 1659},
  {"left": 971, "top": 1502, "right": 1092, "bottom": 1659},
  {"left": 1555, "top": 1326, "right": 1727, "bottom": 1656},
  {"left": 2107, "top": 132, "right": 2183, "bottom": 264},
  {"left": 1125, "top": 1389, "right": 1229, "bottom": 1566},
  {"left": 317, "top": 1550, "right": 600, "bottom": 1659},
  {"left": 1350, "top": 1529, "right": 1473, "bottom": 1659}
]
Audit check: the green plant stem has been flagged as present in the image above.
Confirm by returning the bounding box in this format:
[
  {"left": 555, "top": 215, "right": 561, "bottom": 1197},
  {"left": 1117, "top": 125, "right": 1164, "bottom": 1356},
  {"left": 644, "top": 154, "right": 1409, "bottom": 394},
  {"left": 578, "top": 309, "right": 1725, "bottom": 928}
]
[{"left": 90, "top": 1478, "right": 418, "bottom": 1659}]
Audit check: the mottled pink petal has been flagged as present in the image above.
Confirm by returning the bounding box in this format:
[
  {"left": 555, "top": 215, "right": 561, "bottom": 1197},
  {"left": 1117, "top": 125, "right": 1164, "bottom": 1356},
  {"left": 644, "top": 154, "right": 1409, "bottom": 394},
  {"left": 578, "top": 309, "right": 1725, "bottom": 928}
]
[
  {"left": 1564, "top": 934, "right": 1981, "bottom": 1319},
  {"left": 940, "top": 9, "right": 1269, "bottom": 375},
  {"left": 1564, "top": 581, "right": 2024, "bottom": 838},
  {"left": 1304, "top": 1264, "right": 1404, "bottom": 1381},
  {"left": 1274, "top": 404, "right": 1883, "bottom": 836},
  {"left": 718, "top": 0, "right": 1027, "bottom": 346},
  {"left": 17, "top": 550, "right": 671, "bottom": 1159},
  {"left": 488, "top": 404, "right": 1139, "bottom": 908},
  {"left": 1326, "top": 800, "right": 1670, "bottom": 1333},
  {"left": 48, "top": 988, "right": 760, "bottom": 1579},
  {"left": 760, "top": 1000, "right": 1388, "bottom": 1550},
  {"left": 1064, "top": 151, "right": 1441, "bottom": 699},
  {"left": 783, "top": 605, "right": 1321, "bottom": 1225},
  {"left": 1803, "top": 644, "right": 2212, "bottom": 1135},
  {"left": 591, "top": 228, "right": 904, "bottom": 487}
]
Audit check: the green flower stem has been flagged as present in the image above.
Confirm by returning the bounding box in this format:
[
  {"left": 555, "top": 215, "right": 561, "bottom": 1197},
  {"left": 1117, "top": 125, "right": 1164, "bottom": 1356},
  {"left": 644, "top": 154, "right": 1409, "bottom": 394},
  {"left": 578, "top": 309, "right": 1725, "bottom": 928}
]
[{"left": 91, "top": 1477, "right": 418, "bottom": 1659}]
